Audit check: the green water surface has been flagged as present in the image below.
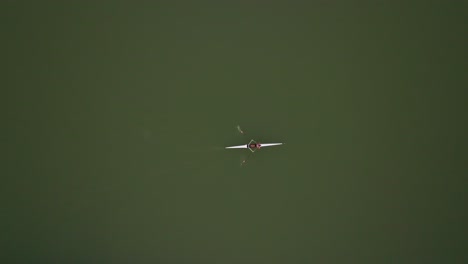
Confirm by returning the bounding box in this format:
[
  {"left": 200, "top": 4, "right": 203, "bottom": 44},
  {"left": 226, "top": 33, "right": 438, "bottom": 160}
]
[{"left": 3, "top": 2, "right": 467, "bottom": 263}]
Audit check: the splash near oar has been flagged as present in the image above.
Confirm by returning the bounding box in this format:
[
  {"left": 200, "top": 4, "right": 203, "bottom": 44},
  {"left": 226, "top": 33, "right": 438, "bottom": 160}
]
[{"left": 237, "top": 125, "right": 244, "bottom": 134}]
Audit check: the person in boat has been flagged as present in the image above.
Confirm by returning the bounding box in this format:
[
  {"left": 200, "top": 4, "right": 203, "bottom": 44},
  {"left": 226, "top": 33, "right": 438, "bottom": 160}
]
[{"left": 249, "top": 142, "right": 261, "bottom": 149}]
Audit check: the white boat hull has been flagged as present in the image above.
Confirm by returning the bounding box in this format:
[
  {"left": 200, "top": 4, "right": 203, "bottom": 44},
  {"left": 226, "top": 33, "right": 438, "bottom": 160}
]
[
  {"left": 259, "top": 143, "right": 283, "bottom": 147},
  {"left": 225, "top": 143, "right": 283, "bottom": 149},
  {"left": 225, "top": 144, "right": 248, "bottom": 149}
]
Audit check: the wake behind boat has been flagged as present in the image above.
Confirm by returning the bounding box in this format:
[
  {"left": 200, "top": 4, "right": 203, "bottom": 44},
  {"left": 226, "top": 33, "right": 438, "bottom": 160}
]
[{"left": 226, "top": 139, "right": 283, "bottom": 153}]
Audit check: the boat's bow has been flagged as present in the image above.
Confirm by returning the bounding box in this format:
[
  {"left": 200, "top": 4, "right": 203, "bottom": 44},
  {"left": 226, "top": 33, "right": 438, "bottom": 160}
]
[{"left": 260, "top": 143, "right": 283, "bottom": 147}]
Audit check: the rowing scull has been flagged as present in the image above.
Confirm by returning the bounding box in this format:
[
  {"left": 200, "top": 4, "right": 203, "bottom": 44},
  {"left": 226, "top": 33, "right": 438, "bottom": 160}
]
[{"left": 225, "top": 139, "right": 283, "bottom": 152}]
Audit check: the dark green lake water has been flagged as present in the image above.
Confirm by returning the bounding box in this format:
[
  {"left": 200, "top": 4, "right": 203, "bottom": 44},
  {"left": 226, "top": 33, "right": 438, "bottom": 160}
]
[{"left": 3, "top": 2, "right": 467, "bottom": 263}]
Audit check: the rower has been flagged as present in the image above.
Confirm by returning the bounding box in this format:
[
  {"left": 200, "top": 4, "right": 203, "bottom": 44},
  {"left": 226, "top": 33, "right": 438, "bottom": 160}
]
[{"left": 249, "top": 143, "right": 261, "bottom": 149}]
